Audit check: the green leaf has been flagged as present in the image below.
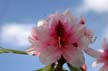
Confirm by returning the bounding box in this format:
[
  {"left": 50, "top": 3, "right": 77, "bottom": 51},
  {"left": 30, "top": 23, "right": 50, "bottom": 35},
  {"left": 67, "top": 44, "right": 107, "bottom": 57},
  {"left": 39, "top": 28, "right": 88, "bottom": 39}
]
[
  {"left": 67, "top": 63, "right": 83, "bottom": 71},
  {"left": 35, "top": 65, "right": 54, "bottom": 71},
  {"left": 0, "top": 48, "right": 28, "bottom": 55}
]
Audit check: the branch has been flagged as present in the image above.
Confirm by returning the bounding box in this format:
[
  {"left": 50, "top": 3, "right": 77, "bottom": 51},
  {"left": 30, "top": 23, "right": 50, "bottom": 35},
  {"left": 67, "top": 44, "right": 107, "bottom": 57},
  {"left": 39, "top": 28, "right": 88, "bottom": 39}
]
[{"left": 0, "top": 47, "right": 28, "bottom": 55}]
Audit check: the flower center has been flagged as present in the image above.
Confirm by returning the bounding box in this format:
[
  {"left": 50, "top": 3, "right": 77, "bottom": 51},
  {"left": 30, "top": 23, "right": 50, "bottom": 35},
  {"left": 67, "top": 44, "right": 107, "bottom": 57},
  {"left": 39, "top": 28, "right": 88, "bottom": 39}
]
[
  {"left": 58, "top": 37, "right": 64, "bottom": 47},
  {"left": 56, "top": 21, "right": 65, "bottom": 37},
  {"left": 72, "top": 43, "right": 78, "bottom": 47},
  {"left": 55, "top": 21, "right": 79, "bottom": 48},
  {"left": 55, "top": 21, "right": 65, "bottom": 47}
]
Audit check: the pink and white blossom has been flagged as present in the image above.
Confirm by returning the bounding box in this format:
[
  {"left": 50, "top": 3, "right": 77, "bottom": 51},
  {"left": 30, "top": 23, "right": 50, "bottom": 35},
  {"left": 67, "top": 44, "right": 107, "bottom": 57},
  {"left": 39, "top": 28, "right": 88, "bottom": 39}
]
[
  {"left": 92, "top": 39, "right": 108, "bottom": 71},
  {"left": 28, "top": 10, "right": 94, "bottom": 67}
]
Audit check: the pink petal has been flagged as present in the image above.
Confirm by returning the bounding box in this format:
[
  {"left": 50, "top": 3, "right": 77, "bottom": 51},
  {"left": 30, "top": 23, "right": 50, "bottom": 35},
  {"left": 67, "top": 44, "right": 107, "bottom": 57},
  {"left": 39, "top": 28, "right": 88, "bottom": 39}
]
[
  {"left": 29, "top": 25, "right": 54, "bottom": 52},
  {"left": 99, "top": 64, "right": 108, "bottom": 71},
  {"left": 39, "top": 46, "right": 62, "bottom": 65},
  {"left": 102, "top": 38, "right": 108, "bottom": 49},
  {"left": 80, "top": 28, "right": 93, "bottom": 48},
  {"left": 63, "top": 9, "right": 77, "bottom": 25},
  {"left": 26, "top": 47, "right": 40, "bottom": 56},
  {"left": 79, "top": 16, "right": 85, "bottom": 25},
  {"left": 32, "top": 27, "right": 50, "bottom": 43},
  {"left": 62, "top": 46, "right": 85, "bottom": 67}
]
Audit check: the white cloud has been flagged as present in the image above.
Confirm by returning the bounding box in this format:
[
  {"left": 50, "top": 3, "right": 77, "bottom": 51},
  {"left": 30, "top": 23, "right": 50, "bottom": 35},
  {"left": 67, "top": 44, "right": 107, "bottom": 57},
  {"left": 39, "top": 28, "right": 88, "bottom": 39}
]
[
  {"left": 78, "top": 0, "right": 108, "bottom": 13},
  {"left": 1, "top": 23, "right": 34, "bottom": 49}
]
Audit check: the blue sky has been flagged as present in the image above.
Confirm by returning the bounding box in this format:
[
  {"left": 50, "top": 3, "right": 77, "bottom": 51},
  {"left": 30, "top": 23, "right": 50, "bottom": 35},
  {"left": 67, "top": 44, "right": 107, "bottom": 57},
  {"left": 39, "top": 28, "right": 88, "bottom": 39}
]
[{"left": 0, "top": 0, "right": 108, "bottom": 71}]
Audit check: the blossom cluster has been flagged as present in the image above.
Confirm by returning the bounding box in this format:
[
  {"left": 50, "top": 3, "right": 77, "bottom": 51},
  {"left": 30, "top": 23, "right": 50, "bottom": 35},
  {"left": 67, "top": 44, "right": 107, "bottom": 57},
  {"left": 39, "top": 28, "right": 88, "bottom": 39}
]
[{"left": 27, "top": 10, "right": 108, "bottom": 71}]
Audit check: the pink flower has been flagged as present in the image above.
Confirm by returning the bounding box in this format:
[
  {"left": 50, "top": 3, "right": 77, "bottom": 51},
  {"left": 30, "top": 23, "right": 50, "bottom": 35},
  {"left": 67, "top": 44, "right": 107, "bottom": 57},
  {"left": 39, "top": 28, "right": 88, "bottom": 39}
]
[
  {"left": 28, "top": 10, "right": 94, "bottom": 67},
  {"left": 92, "top": 39, "right": 108, "bottom": 71}
]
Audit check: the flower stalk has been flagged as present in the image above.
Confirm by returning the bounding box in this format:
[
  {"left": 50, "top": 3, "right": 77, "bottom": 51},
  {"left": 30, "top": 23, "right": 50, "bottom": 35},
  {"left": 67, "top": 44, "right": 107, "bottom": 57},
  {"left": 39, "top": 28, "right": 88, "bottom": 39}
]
[
  {"left": 54, "top": 57, "right": 66, "bottom": 71},
  {"left": 0, "top": 47, "right": 28, "bottom": 55}
]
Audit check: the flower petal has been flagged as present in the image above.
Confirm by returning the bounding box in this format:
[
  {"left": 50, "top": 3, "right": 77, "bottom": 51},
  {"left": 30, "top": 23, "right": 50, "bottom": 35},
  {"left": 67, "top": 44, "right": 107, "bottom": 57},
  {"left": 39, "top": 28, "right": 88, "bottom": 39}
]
[
  {"left": 26, "top": 47, "right": 40, "bottom": 56},
  {"left": 83, "top": 47, "right": 101, "bottom": 58},
  {"left": 102, "top": 38, "right": 108, "bottom": 49},
  {"left": 37, "top": 20, "right": 47, "bottom": 27},
  {"left": 39, "top": 46, "right": 61, "bottom": 65},
  {"left": 63, "top": 9, "right": 77, "bottom": 25},
  {"left": 99, "top": 65, "right": 108, "bottom": 71},
  {"left": 79, "top": 16, "right": 85, "bottom": 24},
  {"left": 63, "top": 46, "right": 85, "bottom": 67},
  {"left": 29, "top": 25, "right": 53, "bottom": 51},
  {"left": 92, "top": 61, "right": 100, "bottom": 67}
]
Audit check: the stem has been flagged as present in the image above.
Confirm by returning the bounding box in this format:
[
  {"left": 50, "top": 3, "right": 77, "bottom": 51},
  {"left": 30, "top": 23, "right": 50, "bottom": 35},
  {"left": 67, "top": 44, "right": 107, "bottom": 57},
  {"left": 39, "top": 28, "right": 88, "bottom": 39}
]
[
  {"left": 54, "top": 57, "right": 66, "bottom": 71},
  {"left": 0, "top": 48, "right": 28, "bottom": 55}
]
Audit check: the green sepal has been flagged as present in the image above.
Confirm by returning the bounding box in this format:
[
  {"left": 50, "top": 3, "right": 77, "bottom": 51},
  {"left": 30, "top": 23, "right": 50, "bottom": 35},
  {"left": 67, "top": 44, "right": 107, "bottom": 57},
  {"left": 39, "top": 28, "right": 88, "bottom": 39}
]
[
  {"left": 34, "top": 65, "right": 68, "bottom": 71},
  {"left": 35, "top": 65, "right": 54, "bottom": 71}
]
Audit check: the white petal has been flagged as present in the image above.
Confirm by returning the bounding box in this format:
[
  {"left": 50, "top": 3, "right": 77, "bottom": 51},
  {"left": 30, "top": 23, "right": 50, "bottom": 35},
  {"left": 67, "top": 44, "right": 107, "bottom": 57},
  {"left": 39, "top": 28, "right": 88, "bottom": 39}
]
[
  {"left": 26, "top": 47, "right": 40, "bottom": 56},
  {"left": 99, "top": 65, "right": 108, "bottom": 71},
  {"left": 31, "top": 26, "right": 51, "bottom": 44},
  {"left": 37, "top": 20, "right": 47, "bottom": 27},
  {"left": 74, "top": 24, "right": 85, "bottom": 38},
  {"left": 63, "top": 46, "right": 85, "bottom": 67},
  {"left": 35, "top": 28, "right": 49, "bottom": 40},
  {"left": 63, "top": 9, "right": 77, "bottom": 25},
  {"left": 99, "top": 67, "right": 104, "bottom": 71},
  {"left": 98, "top": 49, "right": 104, "bottom": 53},
  {"left": 92, "top": 61, "right": 99, "bottom": 67},
  {"left": 80, "top": 37, "right": 90, "bottom": 48},
  {"left": 39, "top": 46, "right": 61, "bottom": 65},
  {"left": 29, "top": 36, "right": 43, "bottom": 52},
  {"left": 83, "top": 47, "right": 101, "bottom": 58},
  {"left": 102, "top": 38, "right": 108, "bottom": 49}
]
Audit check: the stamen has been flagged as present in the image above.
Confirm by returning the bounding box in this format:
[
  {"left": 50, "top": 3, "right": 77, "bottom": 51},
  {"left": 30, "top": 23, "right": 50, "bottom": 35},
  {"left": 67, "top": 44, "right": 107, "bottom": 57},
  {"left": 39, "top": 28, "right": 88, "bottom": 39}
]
[{"left": 58, "top": 37, "right": 64, "bottom": 48}]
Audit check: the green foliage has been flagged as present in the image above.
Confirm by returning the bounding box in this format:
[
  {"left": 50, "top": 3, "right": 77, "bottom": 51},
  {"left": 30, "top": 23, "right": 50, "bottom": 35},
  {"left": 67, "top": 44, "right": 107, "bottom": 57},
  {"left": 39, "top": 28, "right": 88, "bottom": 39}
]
[
  {"left": 35, "top": 65, "right": 54, "bottom": 71},
  {"left": 34, "top": 65, "right": 68, "bottom": 71}
]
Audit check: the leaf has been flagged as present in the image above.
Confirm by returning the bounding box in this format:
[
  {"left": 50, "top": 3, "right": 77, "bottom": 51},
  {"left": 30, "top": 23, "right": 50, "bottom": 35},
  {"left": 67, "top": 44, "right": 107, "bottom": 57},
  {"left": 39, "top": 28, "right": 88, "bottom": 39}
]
[
  {"left": 0, "top": 48, "right": 28, "bottom": 55},
  {"left": 34, "top": 65, "right": 54, "bottom": 71},
  {"left": 67, "top": 63, "right": 83, "bottom": 71}
]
